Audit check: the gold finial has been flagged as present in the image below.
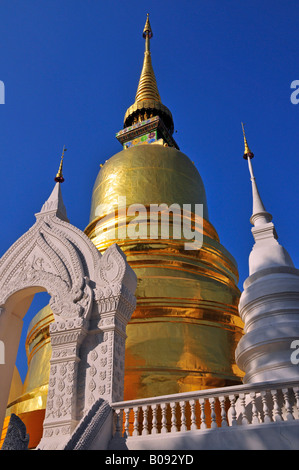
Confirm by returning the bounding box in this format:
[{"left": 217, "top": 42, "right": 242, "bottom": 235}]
[
  {"left": 134, "top": 14, "right": 160, "bottom": 103},
  {"left": 241, "top": 122, "right": 254, "bottom": 159},
  {"left": 143, "top": 13, "right": 153, "bottom": 41},
  {"left": 55, "top": 145, "right": 67, "bottom": 183}
]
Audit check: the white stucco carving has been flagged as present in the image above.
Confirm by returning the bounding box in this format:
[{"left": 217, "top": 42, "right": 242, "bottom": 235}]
[{"left": 0, "top": 182, "right": 137, "bottom": 450}]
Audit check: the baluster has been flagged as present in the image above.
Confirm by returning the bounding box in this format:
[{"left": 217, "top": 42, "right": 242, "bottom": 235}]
[
  {"left": 132, "top": 406, "right": 139, "bottom": 436},
  {"left": 250, "top": 392, "right": 260, "bottom": 424},
  {"left": 271, "top": 389, "right": 282, "bottom": 422},
  {"left": 209, "top": 397, "right": 217, "bottom": 428},
  {"left": 170, "top": 402, "right": 178, "bottom": 432},
  {"left": 124, "top": 407, "right": 130, "bottom": 437},
  {"left": 179, "top": 400, "right": 187, "bottom": 431},
  {"left": 114, "top": 408, "right": 122, "bottom": 437},
  {"left": 282, "top": 388, "right": 294, "bottom": 421},
  {"left": 293, "top": 387, "right": 299, "bottom": 419},
  {"left": 219, "top": 396, "right": 228, "bottom": 427},
  {"left": 260, "top": 391, "right": 272, "bottom": 423},
  {"left": 142, "top": 405, "right": 149, "bottom": 435},
  {"left": 198, "top": 398, "right": 207, "bottom": 429},
  {"left": 152, "top": 404, "right": 158, "bottom": 434},
  {"left": 239, "top": 393, "right": 249, "bottom": 425},
  {"left": 229, "top": 395, "right": 237, "bottom": 426},
  {"left": 189, "top": 399, "right": 197, "bottom": 430},
  {"left": 161, "top": 403, "right": 168, "bottom": 434}
]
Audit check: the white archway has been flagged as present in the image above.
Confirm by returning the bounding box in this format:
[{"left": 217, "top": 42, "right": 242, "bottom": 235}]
[{"left": 0, "top": 182, "right": 137, "bottom": 449}]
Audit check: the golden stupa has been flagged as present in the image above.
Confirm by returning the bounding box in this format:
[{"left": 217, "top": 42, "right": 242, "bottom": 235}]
[
  {"left": 0, "top": 305, "right": 53, "bottom": 448},
  {"left": 1, "top": 15, "right": 244, "bottom": 448}
]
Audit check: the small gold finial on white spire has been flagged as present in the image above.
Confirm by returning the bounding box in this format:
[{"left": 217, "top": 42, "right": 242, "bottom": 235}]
[
  {"left": 241, "top": 122, "right": 254, "bottom": 160},
  {"left": 55, "top": 145, "right": 67, "bottom": 183}
]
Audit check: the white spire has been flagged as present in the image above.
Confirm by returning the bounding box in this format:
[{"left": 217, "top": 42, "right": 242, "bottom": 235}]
[
  {"left": 235, "top": 125, "right": 299, "bottom": 386},
  {"left": 37, "top": 181, "right": 68, "bottom": 221},
  {"left": 246, "top": 156, "right": 273, "bottom": 227},
  {"left": 242, "top": 123, "right": 293, "bottom": 275}
]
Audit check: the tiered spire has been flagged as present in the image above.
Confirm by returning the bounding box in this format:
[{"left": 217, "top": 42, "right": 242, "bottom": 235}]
[
  {"left": 123, "top": 14, "right": 174, "bottom": 134},
  {"left": 134, "top": 14, "right": 161, "bottom": 103}
]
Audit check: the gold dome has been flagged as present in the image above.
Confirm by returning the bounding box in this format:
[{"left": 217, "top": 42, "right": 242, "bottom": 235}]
[
  {"left": 88, "top": 144, "right": 209, "bottom": 225},
  {"left": 85, "top": 143, "right": 244, "bottom": 400},
  {"left": 85, "top": 23, "right": 243, "bottom": 402}
]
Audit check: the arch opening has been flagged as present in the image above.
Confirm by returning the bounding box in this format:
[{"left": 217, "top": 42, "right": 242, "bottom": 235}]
[{"left": 0, "top": 286, "right": 54, "bottom": 449}]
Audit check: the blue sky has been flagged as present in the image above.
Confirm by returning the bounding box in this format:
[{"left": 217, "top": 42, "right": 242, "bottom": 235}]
[{"left": 1, "top": 0, "right": 299, "bottom": 380}]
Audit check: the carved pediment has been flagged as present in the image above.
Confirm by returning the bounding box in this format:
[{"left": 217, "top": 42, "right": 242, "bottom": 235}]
[{"left": 0, "top": 181, "right": 137, "bottom": 450}]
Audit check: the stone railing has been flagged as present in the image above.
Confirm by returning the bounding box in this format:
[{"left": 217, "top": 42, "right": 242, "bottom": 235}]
[{"left": 111, "top": 379, "right": 299, "bottom": 438}]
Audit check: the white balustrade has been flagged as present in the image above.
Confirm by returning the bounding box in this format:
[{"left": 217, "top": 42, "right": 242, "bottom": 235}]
[
  {"left": 250, "top": 392, "right": 260, "bottom": 424},
  {"left": 112, "top": 380, "right": 299, "bottom": 438}
]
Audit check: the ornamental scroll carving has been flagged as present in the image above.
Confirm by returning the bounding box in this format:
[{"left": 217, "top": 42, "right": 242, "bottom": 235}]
[
  {"left": 0, "top": 217, "right": 94, "bottom": 319},
  {"left": 94, "top": 243, "right": 137, "bottom": 319},
  {"left": 79, "top": 244, "right": 137, "bottom": 413}
]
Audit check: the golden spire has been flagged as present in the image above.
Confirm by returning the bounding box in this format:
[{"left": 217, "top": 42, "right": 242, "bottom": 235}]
[
  {"left": 241, "top": 122, "right": 254, "bottom": 159},
  {"left": 55, "top": 146, "right": 67, "bottom": 183},
  {"left": 135, "top": 14, "right": 161, "bottom": 103},
  {"left": 123, "top": 14, "right": 174, "bottom": 134}
]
